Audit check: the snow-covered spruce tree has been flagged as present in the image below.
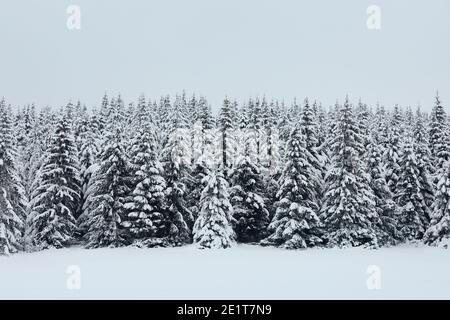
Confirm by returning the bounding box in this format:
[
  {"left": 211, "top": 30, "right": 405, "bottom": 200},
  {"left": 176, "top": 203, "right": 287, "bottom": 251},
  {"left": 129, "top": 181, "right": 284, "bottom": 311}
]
[
  {"left": 83, "top": 122, "right": 132, "bottom": 248},
  {"left": 217, "top": 97, "right": 237, "bottom": 170},
  {"left": 15, "top": 104, "right": 38, "bottom": 201},
  {"left": 0, "top": 100, "right": 26, "bottom": 254},
  {"left": 157, "top": 95, "right": 172, "bottom": 149},
  {"left": 384, "top": 105, "right": 403, "bottom": 194},
  {"left": 366, "top": 141, "right": 398, "bottom": 245},
  {"left": 276, "top": 101, "right": 290, "bottom": 161},
  {"left": 75, "top": 115, "right": 101, "bottom": 237},
  {"left": 413, "top": 107, "right": 434, "bottom": 210},
  {"left": 423, "top": 161, "right": 450, "bottom": 248},
  {"left": 262, "top": 126, "right": 323, "bottom": 249},
  {"left": 123, "top": 124, "right": 172, "bottom": 247},
  {"left": 98, "top": 92, "right": 110, "bottom": 134},
  {"left": 314, "top": 102, "right": 328, "bottom": 154},
  {"left": 193, "top": 171, "right": 235, "bottom": 249},
  {"left": 287, "top": 98, "right": 301, "bottom": 124},
  {"left": 356, "top": 100, "right": 372, "bottom": 156},
  {"left": 0, "top": 187, "right": 23, "bottom": 255},
  {"left": 248, "top": 98, "right": 263, "bottom": 162},
  {"left": 0, "top": 101, "right": 27, "bottom": 221},
  {"left": 428, "top": 93, "right": 450, "bottom": 179},
  {"left": 299, "top": 98, "right": 323, "bottom": 197},
  {"left": 394, "top": 138, "right": 430, "bottom": 241},
  {"left": 186, "top": 157, "right": 212, "bottom": 226},
  {"left": 229, "top": 153, "right": 270, "bottom": 243},
  {"left": 160, "top": 100, "right": 192, "bottom": 244},
  {"left": 320, "top": 97, "right": 380, "bottom": 248},
  {"left": 191, "top": 96, "right": 215, "bottom": 165},
  {"left": 29, "top": 116, "right": 81, "bottom": 250}
]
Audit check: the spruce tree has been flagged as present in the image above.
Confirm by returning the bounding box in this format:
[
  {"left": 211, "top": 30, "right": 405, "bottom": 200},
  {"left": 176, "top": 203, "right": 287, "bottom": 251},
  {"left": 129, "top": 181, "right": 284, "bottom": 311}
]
[
  {"left": 0, "top": 100, "right": 25, "bottom": 254},
  {"left": 366, "top": 141, "right": 397, "bottom": 244},
  {"left": 299, "top": 98, "right": 323, "bottom": 197},
  {"left": 161, "top": 112, "right": 192, "bottom": 245},
  {"left": 394, "top": 139, "right": 430, "bottom": 241},
  {"left": 186, "top": 158, "right": 211, "bottom": 226},
  {"left": 83, "top": 127, "right": 132, "bottom": 248},
  {"left": 262, "top": 126, "right": 322, "bottom": 249},
  {"left": 123, "top": 125, "right": 171, "bottom": 247},
  {"left": 424, "top": 161, "right": 450, "bottom": 248},
  {"left": 29, "top": 116, "right": 81, "bottom": 250},
  {"left": 321, "top": 97, "right": 380, "bottom": 248},
  {"left": 193, "top": 171, "right": 235, "bottom": 249},
  {"left": 429, "top": 93, "right": 450, "bottom": 179},
  {"left": 413, "top": 107, "right": 434, "bottom": 211},
  {"left": 384, "top": 105, "right": 403, "bottom": 194},
  {"left": 229, "top": 156, "right": 269, "bottom": 243},
  {"left": 217, "top": 97, "right": 237, "bottom": 170}
]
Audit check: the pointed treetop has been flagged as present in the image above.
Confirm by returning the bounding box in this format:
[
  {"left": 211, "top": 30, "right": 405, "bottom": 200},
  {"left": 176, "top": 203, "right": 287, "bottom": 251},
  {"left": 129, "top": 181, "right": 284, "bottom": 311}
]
[{"left": 435, "top": 91, "right": 441, "bottom": 105}]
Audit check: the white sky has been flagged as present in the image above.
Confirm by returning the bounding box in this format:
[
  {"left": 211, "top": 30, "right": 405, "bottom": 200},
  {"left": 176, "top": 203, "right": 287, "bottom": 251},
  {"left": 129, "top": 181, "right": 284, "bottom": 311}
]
[{"left": 0, "top": 0, "right": 449, "bottom": 112}]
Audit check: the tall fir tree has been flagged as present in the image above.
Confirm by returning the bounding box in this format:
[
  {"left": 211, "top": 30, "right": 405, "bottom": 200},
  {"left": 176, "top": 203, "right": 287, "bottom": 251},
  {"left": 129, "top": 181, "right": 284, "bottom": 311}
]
[
  {"left": 366, "top": 141, "right": 397, "bottom": 245},
  {"left": 384, "top": 105, "right": 403, "bottom": 194},
  {"left": 193, "top": 171, "right": 235, "bottom": 249},
  {"left": 413, "top": 107, "right": 434, "bottom": 211},
  {"left": 0, "top": 100, "right": 26, "bottom": 254},
  {"left": 229, "top": 155, "right": 270, "bottom": 243},
  {"left": 262, "top": 126, "right": 323, "bottom": 249},
  {"left": 83, "top": 123, "right": 132, "bottom": 248},
  {"left": 123, "top": 124, "right": 173, "bottom": 247},
  {"left": 320, "top": 97, "right": 380, "bottom": 248},
  {"left": 29, "top": 116, "right": 81, "bottom": 250},
  {"left": 394, "top": 139, "right": 430, "bottom": 241},
  {"left": 217, "top": 97, "right": 237, "bottom": 170},
  {"left": 423, "top": 161, "right": 450, "bottom": 248},
  {"left": 428, "top": 93, "right": 450, "bottom": 180}
]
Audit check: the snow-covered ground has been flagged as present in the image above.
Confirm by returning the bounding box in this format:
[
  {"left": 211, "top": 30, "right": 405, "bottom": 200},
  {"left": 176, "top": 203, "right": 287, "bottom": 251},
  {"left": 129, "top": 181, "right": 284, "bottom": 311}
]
[{"left": 0, "top": 245, "right": 449, "bottom": 299}]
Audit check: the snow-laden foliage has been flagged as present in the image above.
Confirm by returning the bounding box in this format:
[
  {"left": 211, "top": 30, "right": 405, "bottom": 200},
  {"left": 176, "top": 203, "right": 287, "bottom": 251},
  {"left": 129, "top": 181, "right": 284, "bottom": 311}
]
[
  {"left": 262, "top": 126, "right": 322, "bottom": 249},
  {"left": 229, "top": 156, "right": 269, "bottom": 243},
  {"left": 423, "top": 161, "right": 450, "bottom": 248},
  {"left": 2, "top": 92, "right": 450, "bottom": 253},
  {"left": 394, "top": 139, "right": 430, "bottom": 241},
  {"left": 29, "top": 116, "right": 81, "bottom": 250},
  {"left": 83, "top": 127, "right": 132, "bottom": 248},
  {"left": 193, "top": 171, "right": 235, "bottom": 249},
  {"left": 320, "top": 97, "right": 381, "bottom": 248}
]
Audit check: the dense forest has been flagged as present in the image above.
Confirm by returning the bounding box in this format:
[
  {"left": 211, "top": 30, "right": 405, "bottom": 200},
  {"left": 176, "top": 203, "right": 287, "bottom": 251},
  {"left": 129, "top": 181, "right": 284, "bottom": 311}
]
[{"left": 1, "top": 92, "right": 449, "bottom": 255}]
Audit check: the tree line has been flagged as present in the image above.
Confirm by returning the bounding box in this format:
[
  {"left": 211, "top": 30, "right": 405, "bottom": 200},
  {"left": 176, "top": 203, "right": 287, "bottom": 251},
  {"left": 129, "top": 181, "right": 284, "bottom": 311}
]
[{"left": 0, "top": 92, "right": 449, "bottom": 254}]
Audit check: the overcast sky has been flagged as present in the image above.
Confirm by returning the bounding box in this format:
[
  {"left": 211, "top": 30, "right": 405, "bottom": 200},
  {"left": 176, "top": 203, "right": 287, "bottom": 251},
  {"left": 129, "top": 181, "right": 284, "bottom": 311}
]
[{"left": 0, "top": 0, "right": 449, "bottom": 112}]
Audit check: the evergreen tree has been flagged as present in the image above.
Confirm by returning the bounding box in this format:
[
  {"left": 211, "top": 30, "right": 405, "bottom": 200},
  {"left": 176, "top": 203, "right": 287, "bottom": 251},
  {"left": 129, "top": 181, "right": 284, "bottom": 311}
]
[
  {"left": 229, "top": 156, "right": 270, "bottom": 243},
  {"left": 299, "top": 98, "right": 323, "bottom": 197},
  {"left": 260, "top": 100, "right": 281, "bottom": 175},
  {"left": 429, "top": 93, "right": 450, "bottom": 179},
  {"left": 217, "top": 97, "right": 237, "bottom": 170},
  {"left": 29, "top": 117, "right": 81, "bottom": 249},
  {"left": 161, "top": 120, "right": 192, "bottom": 245},
  {"left": 0, "top": 100, "right": 26, "bottom": 254},
  {"left": 321, "top": 97, "right": 380, "bottom": 248},
  {"left": 123, "top": 125, "right": 172, "bottom": 247},
  {"left": 394, "top": 139, "right": 430, "bottom": 241},
  {"left": 0, "top": 187, "right": 23, "bottom": 255},
  {"left": 186, "top": 158, "right": 211, "bottom": 226},
  {"left": 262, "top": 126, "right": 322, "bottom": 249},
  {"left": 424, "top": 161, "right": 450, "bottom": 248},
  {"left": 83, "top": 127, "right": 132, "bottom": 248},
  {"left": 366, "top": 141, "right": 397, "bottom": 244},
  {"left": 384, "top": 105, "right": 403, "bottom": 194},
  {"left": 413, "top": 107, "right": 434, "bottom": 211},
  {"left": 193, "top": 171, "right": 235, "bottom": 249}
]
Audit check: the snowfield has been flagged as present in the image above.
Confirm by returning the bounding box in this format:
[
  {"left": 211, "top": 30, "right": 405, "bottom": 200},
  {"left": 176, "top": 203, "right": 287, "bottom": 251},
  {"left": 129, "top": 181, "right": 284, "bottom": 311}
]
[{"left": 0, "top": 245, "right": 449, "bottom": 299}]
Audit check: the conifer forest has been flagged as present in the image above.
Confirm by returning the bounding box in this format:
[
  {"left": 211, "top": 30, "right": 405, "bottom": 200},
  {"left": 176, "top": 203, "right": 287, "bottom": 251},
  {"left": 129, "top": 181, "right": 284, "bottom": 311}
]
[{"left": 1, "top": 92, "right": 450, "bottom": 256}]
